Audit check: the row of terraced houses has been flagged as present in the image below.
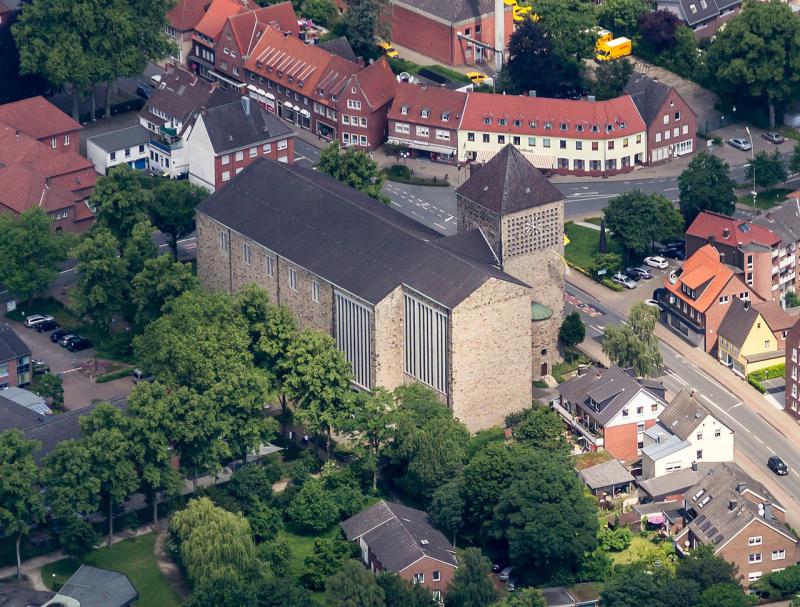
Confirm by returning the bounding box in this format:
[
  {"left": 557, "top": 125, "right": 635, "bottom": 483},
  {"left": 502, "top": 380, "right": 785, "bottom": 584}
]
[{"left": 166, "top": 0, "right": 698, "bottom": 176}]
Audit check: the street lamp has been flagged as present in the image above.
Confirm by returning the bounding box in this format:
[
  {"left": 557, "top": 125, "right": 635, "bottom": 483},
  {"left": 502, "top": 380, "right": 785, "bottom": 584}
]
[{"left": 745, "top": 126, "right": 757, "bottom": 210}]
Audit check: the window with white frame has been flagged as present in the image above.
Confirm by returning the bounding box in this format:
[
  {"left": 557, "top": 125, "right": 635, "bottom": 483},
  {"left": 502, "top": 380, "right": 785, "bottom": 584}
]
[
  {"left": 359, "top": 135, "right": 367, "bottom": 146},
  {"left": 222, "top": 154, "right": 230, "bottom": 165},
  {"left": 64, "top": 133, "right": 70, "bottom": 145},
  {"left": 749, "top": 553, "right": 763, "bottom": 564},
  {"left": 222, "top": 171, "right": 230, "bottom": 182},
  {"left": 218, "top": 231, "right": 229, "bottom": 251},
  {"left": 0, "top": 363, "right": 8, "bottom": 377},
  {"left": 266, "top": 255, "right": 275, "bottom": 278},
  {"left": 288, "top": 268, "right": 297, "bottom": 290},
  {"left": 312, "top": 279, "right": 320, "bottom": 303},
  {"left": 416, "top": 126, "right": 430, "bottom": 137},
  {"left": 249, "top": 146, "right": 257, "bottom": 157},
  {"left": 435, "top": 129, "right": 450, "bottom": 140},
  {"left": 360, "top": 117, "right": 367, "bottom": 127},
  {"left": 772, "top": 549, "right": 786, "bottom": 560},
  {"left": 347, "top": 99, "right": 361, "bottom": 110},
  {"left": 242, "top": 243, "right": 251, "bottom": 265},
  {"left": 395, "top": 123, "right": 410, "bottom": 134},
  {"left": 413, "top": 573, "right": 424, "bottom": 584},
  {"left": 263, "top": 143, "right": 271, "bottom": 153},
  {"left": 749, "top": 571, "right": 762, "bottom": 582},
  {"left": 342, "top": 115, "right": 350, "bottom": 125},
  {"left": 235, "top": 151, "right": 244, "bottom": 161},
  {"left": 748, "top": 537, "right": 763, "bottom": 546},
  {"left": 278, "top": 139, "right": 288, "bottom": 150},
  {"left": 51, "top": 136, "right": 57, "bottom": 148},
  {"left": 432, "top": 571, "right": 440, "bottom": 581}
]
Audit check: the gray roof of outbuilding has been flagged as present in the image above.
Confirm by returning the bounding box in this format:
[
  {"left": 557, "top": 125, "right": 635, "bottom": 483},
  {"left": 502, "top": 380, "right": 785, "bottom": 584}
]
[
  {"left": 456, "top": 145, "right": 563, "bottom": 216},
  {"left": 0, "top": 323, "right": 30, "bottom": 362},
  {"left": 637, "top": 466, "right": 710, "bottom": 499},
  {"left": 200, "top": 98, "right": 294, "bottom": 154},
  {"left": 393, "top": 0, "right": 500, "bottom": 23},
  {"left": 87, "top": 125, "right": 150, "bottom": 153},
  {"left": 658, "top": 389, "right": 719, "bottom": 441},
  {"left": 717, "top": 298, "right": 759, "bottom": 348},
  {"left": 0, "top": 394, "right": 44, "bottom": 432},
  {"left": 624, "top": 74, "right": 672, "bottom": 127},
  {"left": 53, "top": 565, "right": 138, "bottom": 607},
  {"left": 319, "top": 36, "right": 358, "bottom": 62},
  {"left": 642, "top": 431, "right": 689, "bottom": 460},
  {"left": 0, "top": 583, "right": 54, "bottom": 607},
  {"left": 341, "top": 500, "right": 458, "bottom": 571},
  {"left": 578, "top": 459, "right": 635, "bottom": 490},
  {"left": 540, "top": 587, "right": 577, "bottom": 607},
  {"left": 196, "top": 158, "right": 526, "bottom": 308}
]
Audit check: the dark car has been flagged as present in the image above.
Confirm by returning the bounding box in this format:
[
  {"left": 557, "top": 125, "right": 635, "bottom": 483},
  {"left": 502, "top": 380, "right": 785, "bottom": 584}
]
[
  {"left": 57, "top": 333, "right": 77, "bottom": 347},
  {"left": 626, "top": 266, "right": 653, "bottom": 280},
  {"left": 136, "top": 84, "right": 152, "bottom": 99},
  {"left": 34, "top": 319, "right": 60, "bottom": 333},
  {"left": 50, "top": 329, "right": 70, "bottom": 343},
  {"left": 652, "top": 287, "right": 667, "bottom": 301},
  {"left": 661, "top": 247, "right": 685, "bottom": 260},
  {"left": 65, "top": 336, "right": 92, "bottom": 352},
  {"left": 768, "top": 456, "right": 789, "bottom": 476}
]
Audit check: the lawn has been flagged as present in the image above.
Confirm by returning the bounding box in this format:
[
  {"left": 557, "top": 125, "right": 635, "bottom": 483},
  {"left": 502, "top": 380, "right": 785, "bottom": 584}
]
[
  {"left": 5, "top": 296, "right": 77, "bottom": 327},
  {"left": 279, "top": 525, "right": 339, "bottom": 605},
  {"left": 41, "top": 533, "right": 181, "bottom": 607},
  {"left": 564, "top": 222, "right": 625, "bottom": 271},
  {"left": 737, "top": 187, "right": 792, "bottom": 210},
  {"left": 609, "top": 535, "right": 657, "bottom": 565}
]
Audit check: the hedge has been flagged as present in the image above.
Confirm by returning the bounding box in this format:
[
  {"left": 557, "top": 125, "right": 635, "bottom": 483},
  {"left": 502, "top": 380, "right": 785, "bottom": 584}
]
[
  {"left": 747, "top": 363, "right": 784, "bottom": 394},
  {"left": 95, "top": 367, "right": 133, "bottom": 383}
]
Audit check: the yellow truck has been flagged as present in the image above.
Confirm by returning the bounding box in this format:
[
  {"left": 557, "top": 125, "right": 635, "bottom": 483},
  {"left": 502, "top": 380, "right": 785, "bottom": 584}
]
[
  {"left": 595, "top": 36, "right": 632, "bottom": 61},
  {"left": 595, "top": 29, "right": 613, "bottom": 48}
]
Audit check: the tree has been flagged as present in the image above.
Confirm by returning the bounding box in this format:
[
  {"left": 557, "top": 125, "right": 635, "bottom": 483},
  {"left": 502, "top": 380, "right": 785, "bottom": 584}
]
[
  {"left": 601, "top": 569, "right": 667, "bottom": 607},
  {"left": 0, "top": 209, "right": 67, "bottom": 304},
  {"left": 301, "top": 536, "right": 354, "bottom": 590},
  {"left": 248, "top": 500, "right": 282, "bottom": 543},
  {"left": 678, "top": 153, "right": 737, "bottom": 223},
  {"left": 752, "top": 564, "right": 800, "bottom": 598},
  {"left": 255, "top": 575, "right": 315, "bottom": 607},
  {"left": 125, "top": 382, "right": 183, "bottom": 526},
  {"left": 790, "top": 142, "right": 800, "bottom": 173},
  {"left": 90, "top": 165, "right": 151, "bottom": 243},
  {"left": 444, "top": 548, "right": 499, "bottom": 607},
  {"left": 57, "top": 516, "right": 99, "bottom": 560},
  {"left": 657, "top": 25, "right": 699, "bottom": 79},
  {"left": 130, "top": 255, "right": 199, "bottom": 330},
  {"left": 0, "top": 430, "right": 45, "bottom": 580},
  {"left": 704, "top": 0, "right": 800, "bottom": 127},
  {"left": 42, "top": 440, "right": 100, "bottom": 519},
  {"left": 31, "top": 373, "right": 64, "bottom": 409},
  {"left": 492, "top": 589, "right": 546, "bottom": 607},
  {"left": 184, "top": 572, "right": 259, "bottom": 607},
  {"left": 598, "top": 0, "right": 648, "bottom": 37},
  {"left": 603, "top": 301, "right": 663, "bottom": 376},
  {"left": 284, "top": 330, "right": 353, "bottom": 455},
  {"left": 591, "top": 58, "right": 634, "bottom": 101},
  {"left": 319, "top": 461, "right": 367, "bottom": 518},
  {"left": 559, "top": 311, "right": 585, "bottom": 349},
  {"left": 677, "top": 544, "right": 737, "bottom": 591},
  {"left": 0, "top": 10, "right": 49, "bottom": 105},
  {"left": 302, "top": 0, "right": 339, "bottom": 27},
  {"left": 430, "top": 473, "right": 465, "bottom": 546},
  {"left": 533, "top": 0, "right": 597, "bottom": 62},
  {"left": 696, "top": 583, "right": 756, "bottom": 607},
  {"left": 148, "top": 179, "right": 207, "bottom": 260},
  {"left": 746, "top": 150, "right": 787, "bottom": 189},
  {"left": 338, "top": 0, "right": 390, "bottom": 57},
  {"left": 589, "top": 252, "right": 623, "bottom": 278},
  {"left": 492, "top": 453, "right": 598, "bottom": 582},
  {"left": 257, "top": 538, "right": 293, "bottom": 577},
  {"left": 316, "top": 141, "right": 387, "bottom": 202},
  {"left": 80, "top": 403, "right": 139, "bottom": 547},
  {"left": 287, "top": 478, "right": 340, "bottom": 532},
  {"left": 598, "top": 526, "right": 633, "bottom": 552},
  {"left": 637, "top": 10, "right": 681, "bottom": 53},
  {"left": 228, "top": 464, "right": 275, "bottom": 510},
  {"left": 121, "top": 218, "right": 157, "bottom": 280},
  {"left": 171, "top": 498, "right": 258, "bottom": 584},
  {"left": 71, "top": 227, "right": 127, "bottom": 331},
  {"left": 377, "top": 572, "right": 435, "bottom": 607},
  {"left": 512, "top": 405, "right": 569, "bottom": 453},
  {"left": 604, "top": 190, "right": 684, "bottom": 257},
  {"left": 346, "top": 387, "right": 397, "bottom": 493},
  {"left": 503, "top": 19, "right": 577, "bottom": 97},
  {"left": 326, "top": 559, "right": 386, "bottom": 607}
]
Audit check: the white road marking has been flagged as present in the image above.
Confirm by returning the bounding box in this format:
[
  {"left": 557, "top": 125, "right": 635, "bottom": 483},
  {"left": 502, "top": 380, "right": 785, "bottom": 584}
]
[
  {"left": 445, "top": 215, "right": 454, "bottom": 222},
  {"left": 699, "top": 395, "right": 750, "bottom": 433},
  {"left": 664, "top": 187, "right": 679, "bottom": 192},
  {"left": 390, "top": 201, "right": 401, "bottom": 207},
  {"left": 434, "top": 223, "right": 446, "bottom": 231},
  {"left": 61, "top": 367, "right": 83, "bottom": 374},
  {"left": 664, "top": 369, "right": 688, "bottom": 386}
]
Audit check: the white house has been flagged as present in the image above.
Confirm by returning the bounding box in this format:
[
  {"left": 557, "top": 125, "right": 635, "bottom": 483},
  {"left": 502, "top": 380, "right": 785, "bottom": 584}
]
[
  {"left": 641, "top": 389, "right": 734, "bottom": 479},
  {"left": 86, "top": 126, "right": 150, "bottom": 175}
]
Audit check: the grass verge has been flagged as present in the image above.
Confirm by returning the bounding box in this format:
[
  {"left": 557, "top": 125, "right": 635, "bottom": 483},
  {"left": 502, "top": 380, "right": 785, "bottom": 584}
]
[
  {"left": 736, "top": 187, "right": 792, "bottom": 210},
  {"left": 564, "top": 222, "right": 625, "bottom": 271}
]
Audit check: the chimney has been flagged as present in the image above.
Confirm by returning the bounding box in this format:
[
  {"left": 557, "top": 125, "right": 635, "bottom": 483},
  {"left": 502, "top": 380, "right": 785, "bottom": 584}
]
[
  {"left": 577, "top": 364, "right": 588, "bottom": 376},
  {"left": 736, "top": 482, "right": 747, "bottom": 493},
  {"left": 690, "top": 389, "right": 695, "bottom": 398},
  {"left": 528, "top": 90, "right": 537, "bottom": 98},
  {"left": 691, "top": 461, "right": 698, "bottom": 471},
  {"left": 729, "top": 498, "right": 738, "bottom": 511},
  {"left": 241, "top": 95, "right": 251, "bottom": 116},
  {"left": 15, "top": 129, "right": 20, "bottom": 141},
  {"left": 743, "top": 300, "right": 750, "bottom": 311},
  {"left": 587, "top": 95, "right": 596, "bottom": 102}
]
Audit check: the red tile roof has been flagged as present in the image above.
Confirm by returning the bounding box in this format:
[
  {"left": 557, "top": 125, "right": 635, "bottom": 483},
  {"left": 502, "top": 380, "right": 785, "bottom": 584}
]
[
  {"left": 226, "top": 3, "right": 298, "bottom": 57},
  {"left": 388, "top": 82, "right": 467, "bottom": 128},
  {"left": 194, "top": 0, "right": 248, "bottom": 40},
  {"left": 0, "top": 96, "right": 80, "bottom": 141},
  {"left": 664, "top": 244, "right": 741, "bottom": 313},
  {"left": 460, "top": 92, "right": 645, "bottom": 139},
  {"left": 686, "top": 211, "right": 780, "bottom": 249},
  {"left": 168, "top": 0, "right": 210, "bottom": 31},
  {"left": 350, "top": 57, "right": 397, "bottom": 110},
  {"left": 0, "top": 163, "right": 79, "bottom": 214}
]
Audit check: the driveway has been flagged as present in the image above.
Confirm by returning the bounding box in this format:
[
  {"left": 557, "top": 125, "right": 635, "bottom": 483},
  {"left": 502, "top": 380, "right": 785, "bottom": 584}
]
[{"left": 9, "top": 320, "right": 133, "bottom": 410}]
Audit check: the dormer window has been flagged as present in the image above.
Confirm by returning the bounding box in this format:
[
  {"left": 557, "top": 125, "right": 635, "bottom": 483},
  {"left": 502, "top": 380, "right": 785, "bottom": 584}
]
[
  {"left": 544, "top": 121, "right": 552, "bottom": 129},
  {"left": 267, "top": 66, "right": 273, "bottom": 72},
  {"left": 591, "top": 124, "right": 599, "bottom": 132},
  {"left": 483, "top": 117, "right": 491, "bottom": 125},
  {"left": 606, "top": 124, "right": 614, "bottom": 132},
  {"left": 400, "top": 105, "right": 409, "bottom": 115},
  {"left": 619, "top": 121, "right": 626, "bottom": 129},
  {"left": 513, "top": 119, "right": 521, "bottom": 127},
  {"left": 498, "top": 118, "right": 507, "bottom": 126},
  {"left": 529, "top": 120, "right": 537, "bottom": 128},
  {"left": 576, "top": 124, "right": 584, "bottom": 132},
  {"left": 560, "top": 122, "right": 568, "bottom": 131},
  {"left": 441, "top": 111, "right": 450, "bottom": 121},
  {"left": 421, "top": 108, "right": 430, "bottom": 118}
]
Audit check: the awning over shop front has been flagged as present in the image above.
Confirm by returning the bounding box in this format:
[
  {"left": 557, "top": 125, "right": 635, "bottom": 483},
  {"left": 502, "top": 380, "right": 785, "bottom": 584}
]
[{"left": 387, "top": 137, "right": 455, "bottom": 156}]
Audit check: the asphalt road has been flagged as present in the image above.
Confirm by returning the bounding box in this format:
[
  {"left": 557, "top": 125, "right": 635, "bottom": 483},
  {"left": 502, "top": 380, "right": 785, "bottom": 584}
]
[{"left": 564, "top": 281, "right": 800, "bottom": 507}]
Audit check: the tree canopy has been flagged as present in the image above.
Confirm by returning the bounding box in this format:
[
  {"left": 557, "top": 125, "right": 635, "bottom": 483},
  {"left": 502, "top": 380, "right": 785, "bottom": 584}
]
[
  {"left": 746, "top": 151, "right": 787, "bottom": 189},
  {"left": 326, "top": 560, "right": 386, "bottom": 607},
  {"left": 503, "top": 19, "right": 578, "bottom": 97},
  {"left": 317, "top": 140, "right": 387, "bottom": 202},
  {"left": 559, "top": 311, "right": 586, "bottom": 349},
  {"left": 598, "top": 0, "right": 648, "bottom": 37},
  {"left": 148, "top": 179, "right": 207, "bottom": 260},
  {"left": 444, "top": 548, "right": 499, "bottom": 607},
  {"left": 603, "top": 301, "right": 663, "bottom": 376},
  {"left": 678, "top": 153, "right": 737, "bottom": 223},
  {"left": 604, "top": 190, "right": 683, "bottom": 257}
]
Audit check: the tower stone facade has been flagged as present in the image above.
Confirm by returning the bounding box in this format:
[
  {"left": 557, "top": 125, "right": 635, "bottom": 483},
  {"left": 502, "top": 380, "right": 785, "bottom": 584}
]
[{"left": 456, "top": 145, "right": 565, "bottom": 378}]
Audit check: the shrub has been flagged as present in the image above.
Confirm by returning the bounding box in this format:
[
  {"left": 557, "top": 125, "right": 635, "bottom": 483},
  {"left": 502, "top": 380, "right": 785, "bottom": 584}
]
[
  {"left": 287, "top": 478, "right": 340, "bottom": 532},
  {"left": 599, "top": 526, "right": 633, "bottom": 552},
  {"left": 754, "top": 564, "right": 800, "bottom": 598}
]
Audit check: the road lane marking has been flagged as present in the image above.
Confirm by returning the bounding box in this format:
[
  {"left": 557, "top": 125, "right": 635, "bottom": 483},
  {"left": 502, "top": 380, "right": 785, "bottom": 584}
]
[
  {"left": 434, "top": 223, "right": 446, "bottom": 231},
  {"left": 664, "top": 369, "right": 688, "bottom": 386},
  {"left": 390, "top": 201, "right": 401, "bottom": 207},
  {"left": 699, "top": 395, "right": 750, "bottom": 433}
]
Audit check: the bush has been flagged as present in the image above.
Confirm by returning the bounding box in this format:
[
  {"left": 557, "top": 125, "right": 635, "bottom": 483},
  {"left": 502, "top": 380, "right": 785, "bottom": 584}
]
[
  {"left": 599, "top": 526, "right": 633, "bottom": 552},
  {"left": 601, "top": 278, "right": 624, "bottom": 292},
  {"left": 386, "top": 164, "right": 411, "bottom": 180},
  {"left": 747, "top": 363, "right": 784, "bottom": 393},
  {"left": 248, "top": 500, "right": 282, "bottom": 543},
  {"left": 57, "top": 516, "right": 99, "bottom": 559},
  {"left": 300, "top": 537, "right": 355, "bottom": 590},
  {"left": 228, "top": 463, "right": 275, "bottom": 509},
  {"left": 257, "top": 538, "right": 292, "bottom": 577},
  {"left": 754, "top": 564, "right": 800, "bottom": 598},
  {"left": 95, "top": 367, "right": 133, "bottom": 383},
  {"left": 286, "top": 478, "right": 340, "bottom": 532}
]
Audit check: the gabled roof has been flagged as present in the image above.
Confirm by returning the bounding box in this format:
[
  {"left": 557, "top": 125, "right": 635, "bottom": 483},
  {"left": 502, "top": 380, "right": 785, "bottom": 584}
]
[
  {"left": 456, "top": 145, "right": 563, "bottom": 216},
  {"left": 1, "top": 387, "right": 50, "bottom": 416},
  {"left": 194, "top": 0, "right": 247, "bottom": 40},
  {"left": 226, "top": 3, "right": 299, "bottom": 56},
  {"left": 437, "top": 228, "right": 499, "bottom": 266},
  {"left": 341, "top": 501, "right": 458, "bottom": 571},
  {"left": 393, "top": 0, "right": 502, "bottom": 23},
  {"left": 0, "top": 323, "right": 30, "bottom": 362},
  {"left": 196, "top": 158, "right": 527, "bottom": 308},
  {"left": 48, "top": 565, "right": 138, "bottom": 607},
  {"left": 0, "top": 96, "right": 80, "bottom": 140},
  {"left": 577, "top": 459, "right": 634, "bottom": 490},
  {"left": 197, "top": 98, "right": 293, "bottom": 153},
  {"left": 87, "top": 125, "right": 150, "bottom": 153},
  {"left": 388, "top": 82, "right": 468, "bottom": 129},
  {"left": 664, "top": 245, "right": 741, "bottom": 313},
  {"left": 686, "top": 211, "right": 780, "bottom": 250},
  {"left": 658, "top": 389, "right": 720, "bottom": 441},
  {"left": 624, "top": 74, "right": 677, "bottom": 127},
  {"left": 348, "top": 57, "right": 397, "bottom": 110},
  {"left": 753, "top": 300, "right": 800, "bottom": 332},
  {"left": 319, "top": 36, "right": 358, "bottom": 62},
  {"left": 718, "top": 298, "right": 761, "bottom": 348},
  {"left": 0, "top": 393, "right": 45, "bottom": 432},
  {"left": 751, "top": 198, "right": 800, "bottom": 248},
  {"left": 168, "top": 0, "right": 210, "bottom": 31}
]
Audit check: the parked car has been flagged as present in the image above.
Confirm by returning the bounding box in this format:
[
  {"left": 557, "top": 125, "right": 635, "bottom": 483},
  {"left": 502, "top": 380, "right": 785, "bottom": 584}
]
[
  {"left": 57, "top": 334, "right": 77, "bottom": 347},
  {"left": 507, "top": 578, "right": 517, "bottom": 592},
  {"left": 762, "top": 131, "right": 785, "bottom": 144},
  {"left": 626, "top": 266, "right": 653, "bottom": 280},
  {"left": 132, "top": 368, "right": 155, "bottom": 384},
  {"left": 24, "top": 314, "right": 54, "bottom": 328},
  {"left": 32, "top": 359, "right": 50, "bottom": 375},
  {"left": 661, "top": 247, "right": 685, "bottom": 260},
  {"left": 50, "top": 329, "right": 70, "bottom": 343},
  {"left": 652, "top": 287, "right": 666, "bottom": 301},
  {"left": 727, "top": 137, "right": 752, "bottom": 151},
  {"left": 65, "top": 336, "right": 92, "bottom": 352},
  {"left": 644, "top": 256, "right": 669, "bottom": 269},
  {"left": 34, "top": 319, "right": 60, "bottom": 333},
  {"left": 644, "top": 299, "right": 663, "bottom": 312},
  {"left": 465, "top": 71, "right": 488, "bottom": 85},
  {"left": 136, "top": 84, "right": 152, "bottom": 99},
  {"left": 498, "top": 566, "right": 514, "bottom": 582},
  {"left": 768, "top": 456, "right": 789, "bottom": 476},
  {"left": 611, "top": 272, "right": 637, "bottom": 289},
  {"left": 375, "top": 38, "right": 399, "bottom": 58}
]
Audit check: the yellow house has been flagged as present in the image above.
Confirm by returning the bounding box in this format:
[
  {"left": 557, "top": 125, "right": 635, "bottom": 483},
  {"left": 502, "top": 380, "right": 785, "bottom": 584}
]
[{"left": 718, "top": 298, "right": 784, "bottom": 377}]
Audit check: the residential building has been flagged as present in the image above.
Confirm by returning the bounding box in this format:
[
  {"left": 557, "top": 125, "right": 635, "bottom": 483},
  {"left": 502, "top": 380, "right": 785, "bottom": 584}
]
[
  {"left": 686, "top": 211, "right": 781, "bottom": 301},
  {"left": 189, "top": 0, "right": 250, "bottom": 81},
  {"left": 86, "top": 126, "right": 151, "bottom": 175},
  {"left": 638, "top": 463, "right": 717, "bottom": 503},
  {"left": 0, "top": 96, "right": 82, "bottom": 153},
  {"left": 0, "top": 323, "right": 31, "bottom": 388},
  {"left": 457, "top": 92, "right": 647, "bottom": 176},
  {"left": 675, "top": 463, "right": 798, "bottom": 587},
  {"left": 717, "top": 298, "right": 784, "bottom": 377},
  {"left": 555, "top": 366, "right": 668, "bottom": 462},
  {"left": 138, "top": 66, "right": 239, "bottom": 178},
  {"left": 456, "top": 145, "right": 565, "bottom": 377},
  {"left": 660, "top": 244, "right": 758, "bottom": 352},
  {"left": 196, "top": 158, "right": 533, "bottom": 431},
  {"left": 388, "top": 0, "right": 513, "bottom": 67},
  {"left": 783, "top": 318, "right": 800, "bottom": 418},
  {"left": 387, "top": 83, "right": 467, "bottom": 165},
  {"left": 624, "top": 73, "right": 697, "bottom": 163},
  {"left": 341, "top": 500, "right": 458, "bottom": 602},
  {"left": 0, "top": 0, "right": 13, "bottom": 27},
  {"left": 42, "top": 565, "right": 138, "bottom": 607},
  {"left": 167, "top": 0, "right": 211, "bottom": 64},
  {"left": 753, "top": 300, "right": 800, "bottom": 352},
  {"left": 0, "top": 387, "right": 50, "bottom": 415},
  {"left": 187, "top": 96, "right": 295, "bottom": 191},
  {"left": 752, "top": 200, "right": 800, "bottom": 298},
  {"left": 657, "top": 0, "right": 740, "bottom": 37},
  {"left": 641, "top": 390, "right": 733, "bottom": 479},
  {"left": 577, "top": 459, "right": 635, "bottom": 497}
]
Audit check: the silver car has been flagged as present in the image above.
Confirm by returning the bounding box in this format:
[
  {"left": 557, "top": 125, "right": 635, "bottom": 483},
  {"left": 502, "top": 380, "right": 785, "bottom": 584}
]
[
  {"left": 728, "top": 137, "right": 752, "bottom": 151},
  {"left": 612, "top": 272, "right": 637, "bottom": 289}
]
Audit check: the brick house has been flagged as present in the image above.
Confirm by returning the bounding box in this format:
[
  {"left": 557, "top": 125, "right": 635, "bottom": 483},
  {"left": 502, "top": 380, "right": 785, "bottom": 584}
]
[
  {"left": 686, "top": 211, "right": 781, "bottom": 302},
  {"left": 457, "top": 92, "right": 647, "bottom": 176},
  {"left": 387, "top": 83, "right": 467, "bottom": 165},
  {"left": 389, "top": 0, "right": 513, "bottom": 67},
  {"left": 556, "top": 366, "right": 668, "bottom": 462},
  {"left": 752, "top": 200, "right": 800, "bottom": 299},
  {"left": 624, "top": 73, "right": 697, "bottom": 163},
  {"left": 0, "top": 323, "right": 31, "bottom": 389},
  {"left": 187, "top": 96, "right": 295, "bottom": 191},
  {"left": 0, "top": 96, "right": 82, "bottom": 153},
  {"left": 167, "top": 0, "right": 211, "bottom": 64},
  {"left": 717, "top": 298, "right": 788, "bottom": 378},
  {"left": 189, "top": 0, "right": 250, "bottom": 80},
  {"left": 656, "top": 0, "right": 740, "bottom": 38},
  {"left": 660, "top": 244, "right": 758, "bottom": 353},
  {"left": 676, "top": 463, "right": 798, "bottom": 587},
  {"left": 783, "top": 319, "right": 800, "bottom": 419},
  {"left": 196, "top": 158, "right": 533, "bottom": 431},
  {"left": 341, "top": 500, "right": 458, "bottom": 603}
]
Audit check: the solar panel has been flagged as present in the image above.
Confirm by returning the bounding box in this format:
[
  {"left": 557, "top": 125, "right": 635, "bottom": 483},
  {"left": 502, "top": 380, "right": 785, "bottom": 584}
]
[
  {"left": 713, "top": 534, "right": 724, "bottom": 544},
  {"left": 705, "top": 525, "right": 718, "bottom": 538},
  {"left": 699, "top": 520, "right": 712, "bottom": 532}
]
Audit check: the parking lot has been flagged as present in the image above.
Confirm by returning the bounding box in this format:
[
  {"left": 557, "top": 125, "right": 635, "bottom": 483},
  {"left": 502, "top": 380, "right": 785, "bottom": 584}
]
[{"left": 10, "top": 320, "right": 133, "bottom": 410}]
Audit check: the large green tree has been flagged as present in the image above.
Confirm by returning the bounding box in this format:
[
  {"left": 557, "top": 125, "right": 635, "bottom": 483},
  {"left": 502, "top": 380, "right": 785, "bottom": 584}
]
[
  {"left": 559, "top": 311, "right": 586, "bottom": 349},
  {"left": 678, "top": 152, "right": 737, "bottom": 223},
  {"left": 511, "top": 405, "right": 569, "bottom": 453},
  {"left": 89, "top": 165, "right": 151, "bottom": 243},
  {"left": 535, "top": 0, "right": 597, "bottom": 61},
  {"left": 287, "top": 478, "right": 340, "bottom": 532},
  {"left": 604, "top": 190, "right": 684, "bottom": 257},
  {"left": 704, "top": 0, "right": 800, "bottom": 127},
  {"left": 746, "top": 150, "right": 787, "bottom": 189},
  {"left": 503, "top": 19, "right": 578, "bottom": 97},
  {"left": 148, "top": 179, "right": 207, "bottom": 260},
  {"left": 591, "top": 58, "right": 634, "bottom": 101},
  {"left": 377, "top": 572, "right": 435, "bottom": 607},
  {"left": 129, "top": 255, "right": 199, "bottom": 330},
  {"left": 300, "top": 537, "right": 354, "bottom": 591},
  {"left": 0, "top": 430, "right": 45, "bottom": 580},
  {"left": 71, "top": 227, "right": 127, "bottom": 331},
  {"left": 326, "top": 560, "right": 386, "bottom": 607},
  {"left": 42, "top": 440, "right": 100, "bottom": 519},
  {"left": 0, "top": 208, "right": 67, "bottom": 304},
  {"left": 121, "top": 218, "right": 157, "bottom": 279},
  {"left": 316, "top": 141, "right": 386, "bottom": 202},
  {"left": 430, "top": 473, "right": 466, "bottom": 546},
  {"left": 183, "top": 572, "right": 258, "bottom": 607},
  {"left": 346, "top": 387, "right": 397, "bottom": 493},
  {"left": 602, "top": 301, "right": 663, "bottom": 376},
  {"left": 338, "top": 0, "right": 390, "bottom": 57},
  {"left": 598, "top": 0, "right": 648, "bottom": 36},
  {"left": 492, "top": 589, "right": 547, "bottom": 607},
  {"left": 444, "top": 548, "right": 499, "bottom": 607}
]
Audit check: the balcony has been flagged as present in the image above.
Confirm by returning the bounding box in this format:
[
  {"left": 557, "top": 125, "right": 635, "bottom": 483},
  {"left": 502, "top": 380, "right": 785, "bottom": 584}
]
[
  {"left": 149, "top": 138, "right": 182, "bottom": 154},
  {"left": 159, "top": 125, "right": 178, "bottom": 137},
  {"left": 552, "top": 400, "right": 604, "bottom": 448},
  {"left": 781, "top": 255, "right": 796, "bottom": 269}
]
